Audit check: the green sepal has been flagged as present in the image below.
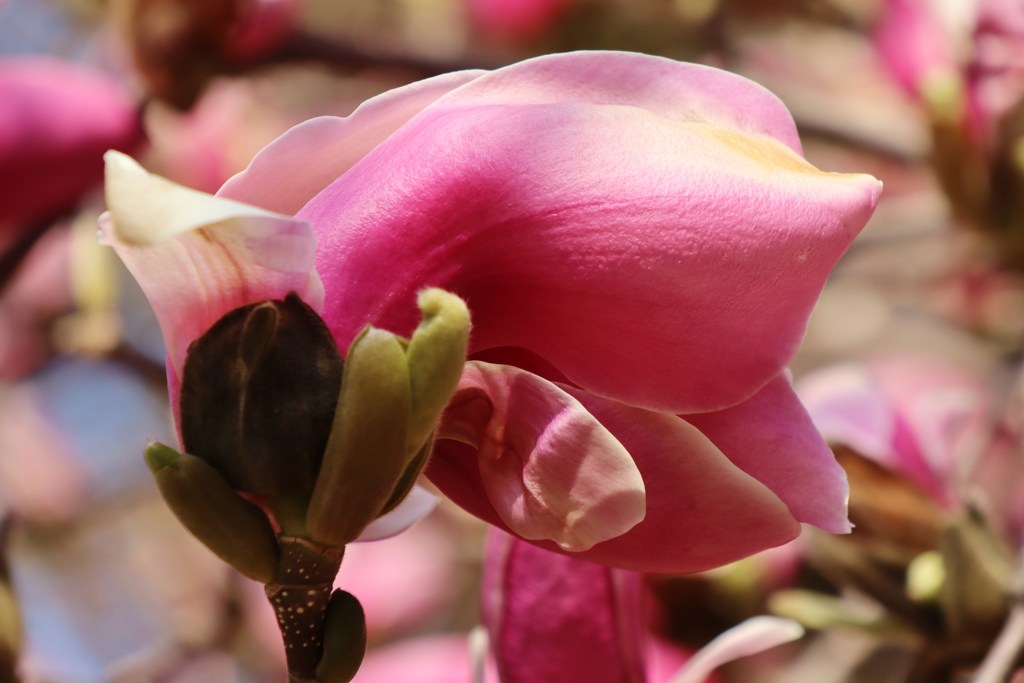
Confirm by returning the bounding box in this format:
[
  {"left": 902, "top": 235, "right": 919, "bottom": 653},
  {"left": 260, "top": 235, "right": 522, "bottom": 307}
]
[
  {"left": 406, "top": 289, "right": 470, "bottom": 456},
  {"left": 378, "top": 436, "right": 433, "bottom": 517},
  {"left": 146, "top": 441, "right": 280, "bottom": 583},
  {"left": 306, "top": 328, "right": 412, "bottom": 546},
  {"left": 315, "top": 590, "right": 367, "bottom": 683}
]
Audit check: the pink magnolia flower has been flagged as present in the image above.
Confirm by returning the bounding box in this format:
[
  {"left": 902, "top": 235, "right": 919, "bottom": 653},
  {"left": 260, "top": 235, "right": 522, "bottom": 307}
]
[
  {"left": 969, "top": 0, "right": 1024, "bottom": 135},
  {"left": 873, "top": 0, "right": 1024, "bottom": 139},
  {"left": 0, "top": 58, "right": 143, "bottom": 232},
  {"left": 103, "top": 51, "right": 881, "bottom": 573},
  {"left": 873, "top": 0, "right": 965, "bottom": 105},
  {"left": 796, "top": 356, "right": 1024, "bottom": 531}
]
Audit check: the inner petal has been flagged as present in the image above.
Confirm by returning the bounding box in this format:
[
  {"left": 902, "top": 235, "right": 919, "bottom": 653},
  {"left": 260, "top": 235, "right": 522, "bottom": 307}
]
[{"left": 439, "top": 361, "right": 646, "bottom": 552}]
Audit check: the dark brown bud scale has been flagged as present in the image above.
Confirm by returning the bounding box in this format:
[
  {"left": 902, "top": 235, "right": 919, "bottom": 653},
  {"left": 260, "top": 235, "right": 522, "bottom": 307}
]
[{"left": 180, "top": 293, "right": 343, "bottom": 501}]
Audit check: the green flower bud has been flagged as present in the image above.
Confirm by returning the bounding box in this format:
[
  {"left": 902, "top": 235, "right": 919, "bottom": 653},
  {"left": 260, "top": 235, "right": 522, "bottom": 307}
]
[
  {"left": 316, "top": 590, "right": 367, "bottom": 683},
  {"left": 145, "top": 442, "right": 280, "bottom": 583},
  {"left": 179, "top": 294, "right": 343, "bottom": 500},
  {"left": 306, "top": 328, "right": 412, "bottom": 546},
  {"left": 940, "top": 508, "right": 1013, "bottom": 641},
  {"left": 406, "top": 289, "right": 470, "bottom": 455}
]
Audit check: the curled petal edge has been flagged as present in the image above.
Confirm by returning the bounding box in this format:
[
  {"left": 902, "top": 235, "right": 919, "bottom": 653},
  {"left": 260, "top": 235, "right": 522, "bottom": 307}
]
[
  {"left": 440, "top": 361, "right": 646, "bottom": 552},
  {"left": 102, "top": 151, "right": 322, "bottom": 380}
]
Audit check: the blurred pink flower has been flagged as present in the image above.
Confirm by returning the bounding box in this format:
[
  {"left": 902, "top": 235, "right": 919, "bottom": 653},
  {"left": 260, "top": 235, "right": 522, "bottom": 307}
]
[
  {"left": 0, "top": 385, "right": 87, "bottom": 524},
  {"left": 466, "top": 0, "right": 569, "bottom": 41},
  {"left": 0, "top": 225, "right": 71, "bottom": 379},
  {"left": 874, "top": 0, "right": 1024, "bottom": 139},
  {"left": 873, "top": 0, "right": 963, "bottom": 103},
  {"left": 969, "top": 0, "right": 1024, "bottom": 134},
  {"left": 0, "top": 58, "right": 143, "bottom": 232},
  {"left": 103, "top": 51, "right": 881, "bottom": 573},
  {"left": 226, "top": 0, "right": 302, "bottom": 63},
  {"left": 796, "top": 357, "right": 1024, "bottom": 530}
]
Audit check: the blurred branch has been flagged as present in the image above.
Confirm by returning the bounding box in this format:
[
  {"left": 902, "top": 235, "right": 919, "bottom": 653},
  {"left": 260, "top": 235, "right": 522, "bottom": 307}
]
[
  {"left": 0, "top": 222, "right": 50, "bottom": 298},
  {"left": 269, "top": 30, "right": 506, "bottom": 78},
  {"left": 971, "top": 558, "right": 1024, "bottom": 683},
  {"left": 0, "top": 519, "right": 21, "bottom": 683}
]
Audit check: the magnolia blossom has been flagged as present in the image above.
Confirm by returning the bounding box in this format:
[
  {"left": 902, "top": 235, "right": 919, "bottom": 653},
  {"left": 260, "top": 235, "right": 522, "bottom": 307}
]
[
  {"left": 796, "top": 356, "right": 1024, "bottom": 532},
  {"left": 0, "top": 57, "right": 143, "bottom": 232},
  {"left": 873, "top": 0, "right": 1024, "bottom": 139},
  {"left": 103, "top": 51, "right": 881, "bottom": 573},
  {"left": 873, "top": 0, "right": 967, "bottom": 105}
]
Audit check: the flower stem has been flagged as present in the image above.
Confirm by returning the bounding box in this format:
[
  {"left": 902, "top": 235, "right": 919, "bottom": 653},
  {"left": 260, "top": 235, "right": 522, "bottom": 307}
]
[{"left": 265, "top": 536, "right": 344, "bottom": 682}]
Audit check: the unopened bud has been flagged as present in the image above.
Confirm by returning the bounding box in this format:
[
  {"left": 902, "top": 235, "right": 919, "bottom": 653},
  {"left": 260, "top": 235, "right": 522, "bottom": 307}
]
[
  {"left": 179, "top": 293, "right": 343, "bottom": 500},
  {"left": 145, "top": 442, "right": 280, "bottom": 583},
  {"left": 306, "top": 328, "right": 412, "bottom": 546}
]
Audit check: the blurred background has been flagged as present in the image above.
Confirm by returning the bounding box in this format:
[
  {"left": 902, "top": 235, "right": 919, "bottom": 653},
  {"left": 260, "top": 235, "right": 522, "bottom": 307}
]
[{"left": 2, "top": 0, "right": 1024, "bottom": 681}]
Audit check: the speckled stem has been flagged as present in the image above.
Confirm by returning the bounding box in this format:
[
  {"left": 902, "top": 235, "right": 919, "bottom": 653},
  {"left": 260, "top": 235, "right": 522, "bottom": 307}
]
[{"left": 265, "top": 536, "right": 345, "bottom": 683}]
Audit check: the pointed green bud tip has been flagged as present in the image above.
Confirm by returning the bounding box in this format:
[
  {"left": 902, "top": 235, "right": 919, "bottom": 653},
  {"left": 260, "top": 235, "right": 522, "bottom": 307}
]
[
  {"left": 406, "top": 288, "right": 471, "bottom": 452},
  {"left": 144, "top": 441, "right": 183, "bottom": 472},
  {"left": 150, "top": 450, "right": 280, "bottom": 583}
]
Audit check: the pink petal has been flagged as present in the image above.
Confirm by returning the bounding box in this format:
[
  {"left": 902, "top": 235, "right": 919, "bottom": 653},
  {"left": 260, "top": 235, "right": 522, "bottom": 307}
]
[
  {"left": 418, "top": 51, "right": 806, "bottom": 154},
  {"left": 355, "top": 485, "right": 439, "bottom": 541},
  {"left": 0, "top": 57, "right": 143, "bottom": 228},
  {"left": 102, "top": 152, "right": 322, "bottom": 387},
  {"left": 874, "top": 0, "right": 962, "bottom": 98},
  {"left": 792, "top": 363, "right": 898, "bottom": 465},
  {"left": 669, "top": 616, "right": 804, "bottom": 683},
  {"left": 440, "top": 362, "right": 646, "bottom": 552},
  {"left": 685, "top": 374, "right": 851, "bottom": 534},
  {"left": 305, "top": 55, "right": 881, "bottom": 412},
  {"left": 217, "top": 69, "right": 485, "bottom": 213},
  {"left": 868, "top": 357, "right": 991, "bottom": 477},
  {"left": 795, "top": 357, "right": 990, "bottom": 505},
  {"left": 482, "top": 530, "right": 646, "bottom": 683},
  {"left": 430, "top": 386, "right": 801, "bottom": 573},
  {"left": 649, "top": 636, "right": 702, "bottom": 683}
]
